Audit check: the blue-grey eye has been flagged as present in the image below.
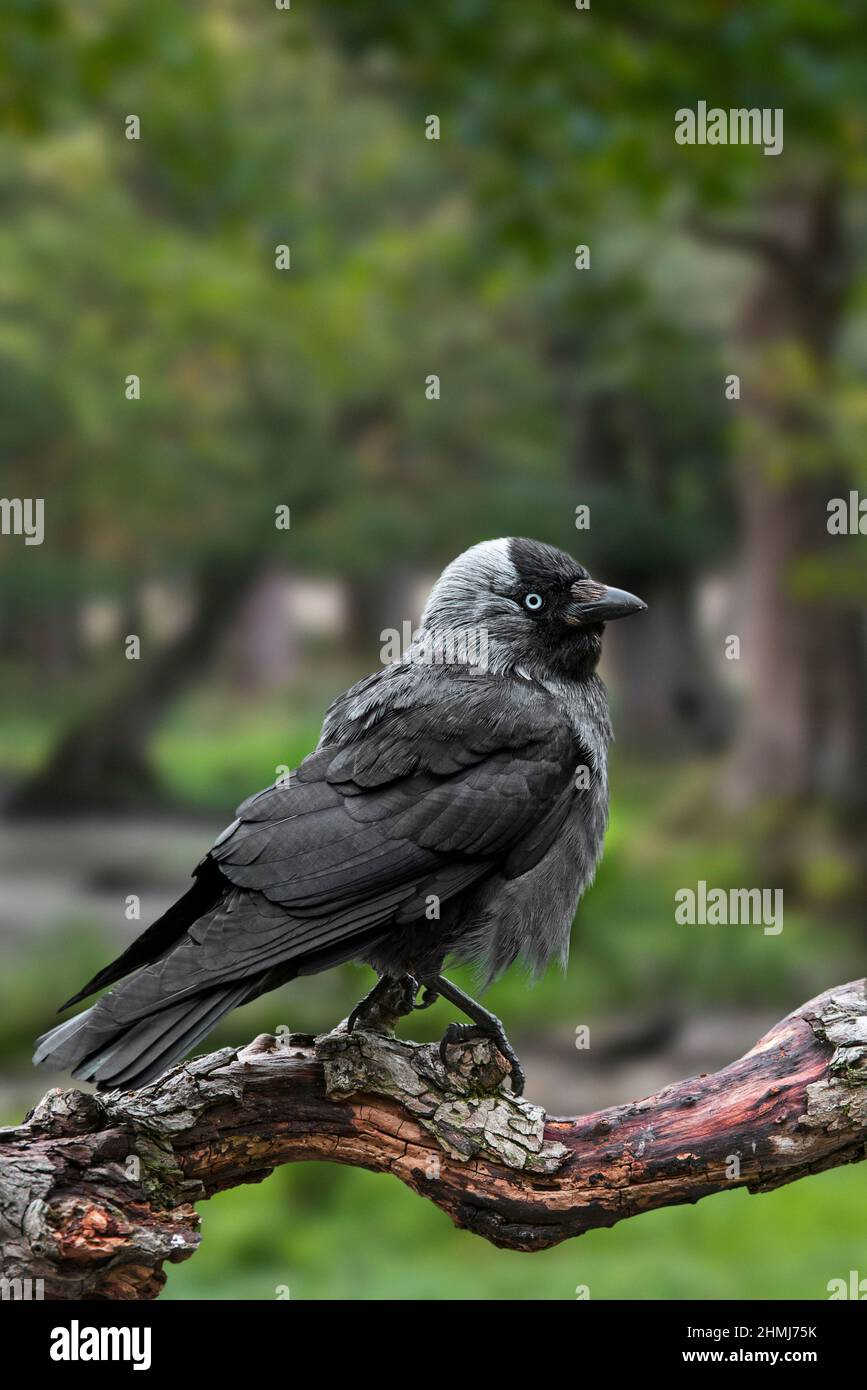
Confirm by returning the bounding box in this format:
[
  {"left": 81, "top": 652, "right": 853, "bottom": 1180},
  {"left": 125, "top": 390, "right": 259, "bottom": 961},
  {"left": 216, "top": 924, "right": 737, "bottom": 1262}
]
[{"left": 524, "top": 592, "right": 544, "bottom": 611}]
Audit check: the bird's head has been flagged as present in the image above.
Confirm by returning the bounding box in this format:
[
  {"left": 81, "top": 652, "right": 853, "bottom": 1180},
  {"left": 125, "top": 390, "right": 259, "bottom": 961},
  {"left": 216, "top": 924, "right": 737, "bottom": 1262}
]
[{"left": 420, "top": 537, "right": 646, "bottom": 682}]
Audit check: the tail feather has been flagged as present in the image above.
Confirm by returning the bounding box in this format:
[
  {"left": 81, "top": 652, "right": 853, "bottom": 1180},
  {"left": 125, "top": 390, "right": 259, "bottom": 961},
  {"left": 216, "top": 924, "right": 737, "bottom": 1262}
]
[
  {"left": 57, "top": 863, "right": 223, "bottom": 1012},
  {"left": 33, "top": 1007, "right": 98, "bottom": 1067},
  {"left": 91, "top": 982, "right": 254, "bottom": 1089},
  {"left": 34, "top": 890, "right": 395, "bottom": 1092},
  {"left": 33, "top": 979, "right": 255, "bottom": 1090}
]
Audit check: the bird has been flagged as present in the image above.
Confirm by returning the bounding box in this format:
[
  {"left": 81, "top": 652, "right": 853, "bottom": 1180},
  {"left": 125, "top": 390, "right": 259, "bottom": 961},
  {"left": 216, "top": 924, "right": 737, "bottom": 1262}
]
[{"left": 34, "top": 538, "right": 645, "bottom": 1096}]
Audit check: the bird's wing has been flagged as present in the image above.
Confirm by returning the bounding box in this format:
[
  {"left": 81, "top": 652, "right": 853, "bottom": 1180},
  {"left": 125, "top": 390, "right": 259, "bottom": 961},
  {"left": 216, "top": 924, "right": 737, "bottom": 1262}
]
[
  {"left": 101, "top": 671, "right": 583, "bottom": 1020},
  {"left": 223, "top": 667, "right": 583, "bottom": 879}
]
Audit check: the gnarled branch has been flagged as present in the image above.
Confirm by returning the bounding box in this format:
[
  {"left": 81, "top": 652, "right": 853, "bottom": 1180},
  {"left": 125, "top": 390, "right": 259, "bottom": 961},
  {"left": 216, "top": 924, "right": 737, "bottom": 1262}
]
[{"left": 1, "top": 980, "right": 865, "bottom": 1299}]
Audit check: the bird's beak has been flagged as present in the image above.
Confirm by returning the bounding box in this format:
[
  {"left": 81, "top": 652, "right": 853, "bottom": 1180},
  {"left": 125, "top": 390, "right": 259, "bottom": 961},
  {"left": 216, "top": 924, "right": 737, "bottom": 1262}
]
[{"left": 566, "top": 579, "right": 647, "bottom": 625}]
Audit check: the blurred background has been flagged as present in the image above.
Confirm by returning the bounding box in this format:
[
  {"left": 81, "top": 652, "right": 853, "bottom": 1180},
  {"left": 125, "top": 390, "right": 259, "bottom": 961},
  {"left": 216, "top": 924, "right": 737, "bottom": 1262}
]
[{"left": 1, "top": 1, "right": 866, "bottom": 1299}]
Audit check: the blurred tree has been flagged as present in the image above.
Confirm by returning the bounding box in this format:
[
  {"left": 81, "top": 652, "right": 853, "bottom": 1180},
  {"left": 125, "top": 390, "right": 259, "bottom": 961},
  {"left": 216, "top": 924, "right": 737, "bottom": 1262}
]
[
  {"left": 542, "top": 265, "right": 732, "bottom": 747},
  {"left": 322, "top": 1, "right": 867, "bottom": 804},
  {"left": 693, "top": 183, "right": 866, "bottom": 806},
  {"left": 0, "top": 1, "right": 568, "bottom": 809},
  {"left": 5, "top": 2, "right": 865, "bottom": 809}
]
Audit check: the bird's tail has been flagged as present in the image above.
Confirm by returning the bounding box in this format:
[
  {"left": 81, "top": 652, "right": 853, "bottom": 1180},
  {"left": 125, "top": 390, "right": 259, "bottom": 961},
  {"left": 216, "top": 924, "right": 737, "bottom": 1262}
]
[{"left": 33, "top": 979, "right": 256, "bottom": 1091}]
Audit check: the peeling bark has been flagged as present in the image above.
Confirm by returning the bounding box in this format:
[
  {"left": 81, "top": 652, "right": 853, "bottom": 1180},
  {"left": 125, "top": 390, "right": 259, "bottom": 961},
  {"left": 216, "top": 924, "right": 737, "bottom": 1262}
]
[{"left": 1, "top": 980, "right": 864, "bottom": 1299}]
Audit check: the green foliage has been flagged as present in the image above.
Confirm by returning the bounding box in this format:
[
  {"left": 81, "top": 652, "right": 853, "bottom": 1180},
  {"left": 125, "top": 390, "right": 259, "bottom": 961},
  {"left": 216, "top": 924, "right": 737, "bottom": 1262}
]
[
  {"left": 324, "top": 1, "right": 867, "bottom": 208},
  {"left": 0, "top": 1, "right": 571, "bottom": 602},
  {"left": 0, "top": 0, "right": 754, "bottom": 614}
]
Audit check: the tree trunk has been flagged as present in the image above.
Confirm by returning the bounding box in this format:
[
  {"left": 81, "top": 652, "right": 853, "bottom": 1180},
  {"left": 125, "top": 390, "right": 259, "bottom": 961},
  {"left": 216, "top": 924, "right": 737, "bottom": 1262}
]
[
  {"left": 731, "top": 456, "right": 867, "bottom": 807},
  {"left": 602, "top": 584, "right": 729, "bottom": 752},
  {"left": 7, "top": 559, "right": 262, "bottom": 816},
  {"left": 344, "top": 564, "right": 422, "bottom": 658},
  {"left": 700, "top": 182, "right": 866, "bottom": 808},
  {"left": 229, "top": 569, "right": 297, "bottom": 693}
]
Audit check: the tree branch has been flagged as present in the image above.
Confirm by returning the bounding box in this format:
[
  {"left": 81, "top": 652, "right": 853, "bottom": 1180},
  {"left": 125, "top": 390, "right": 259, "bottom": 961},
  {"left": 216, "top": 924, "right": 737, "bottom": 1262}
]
[
  {"left": 684, "top": 211, "right": 800, "bottom": 271},
  {"left": 1, "top": 980, "right": 865, "bottom": 1299}
]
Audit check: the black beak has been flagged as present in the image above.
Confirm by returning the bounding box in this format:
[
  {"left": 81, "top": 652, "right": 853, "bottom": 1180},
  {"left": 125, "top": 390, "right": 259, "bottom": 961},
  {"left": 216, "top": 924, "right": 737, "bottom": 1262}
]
[{"left": 567, "top": 580, "right": 647, "bottom": 625}]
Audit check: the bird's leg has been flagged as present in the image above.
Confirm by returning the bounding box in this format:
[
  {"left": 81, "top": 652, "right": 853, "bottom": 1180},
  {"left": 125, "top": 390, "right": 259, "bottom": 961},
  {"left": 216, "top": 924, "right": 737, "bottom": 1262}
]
[
  {"left": 346, "top": 973, "right": 419, "bottom": 1035},
  {"left": 429, "top": 974, "right": 525, "bottom": 1096}
]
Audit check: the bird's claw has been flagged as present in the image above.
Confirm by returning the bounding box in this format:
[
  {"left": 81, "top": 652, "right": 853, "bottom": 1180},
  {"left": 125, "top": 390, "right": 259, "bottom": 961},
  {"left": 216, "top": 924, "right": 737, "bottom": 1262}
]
[
  {"left": 413, "top": 986, "right": 439, "bottom": 1010},
  {"left": 438, "top": 1020, "right": 526, "bottom": 1096},
  {"left": 346, "top": 999, "right": 368, "bottom": 1033},
  {"left": 347, "top": 973, "right": 419, "bottom": 1034}
]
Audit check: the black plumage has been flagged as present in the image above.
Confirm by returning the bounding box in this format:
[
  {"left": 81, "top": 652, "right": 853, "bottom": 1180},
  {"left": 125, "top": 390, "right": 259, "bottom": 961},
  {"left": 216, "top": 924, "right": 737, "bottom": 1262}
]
[{"left": 34, "top": 538, "right": 645, "bottom": 1093}]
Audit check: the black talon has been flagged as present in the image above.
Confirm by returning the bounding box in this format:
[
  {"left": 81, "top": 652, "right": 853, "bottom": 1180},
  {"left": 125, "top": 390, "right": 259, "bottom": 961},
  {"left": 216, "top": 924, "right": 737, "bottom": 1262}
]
[
  {"left": 438, "top": 1021, "right": 479, "bottom": 1069},
  {"left": 429, "top": 974, "right": 525, "bottom": 1095},
  {"left": 438, "top": 1021, "right": 470, "bottom": 1066},
  {"left": 483, "top": 1021, "right": 526, "bottom": 1096},
  {"left": 438, "top": 1020, "right": 526, "bottom": 1095}
]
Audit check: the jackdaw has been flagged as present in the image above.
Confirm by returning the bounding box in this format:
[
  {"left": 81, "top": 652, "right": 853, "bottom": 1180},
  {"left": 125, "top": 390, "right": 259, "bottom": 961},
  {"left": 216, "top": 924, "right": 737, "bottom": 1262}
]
[{"left": 34, "top": 538, "right": 645, "bottom": 1095}]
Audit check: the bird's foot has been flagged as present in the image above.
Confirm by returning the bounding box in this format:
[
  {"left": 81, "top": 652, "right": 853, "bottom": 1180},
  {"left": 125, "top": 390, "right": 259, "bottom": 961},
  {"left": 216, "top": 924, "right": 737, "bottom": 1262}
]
[
  {"left": 413, "top": 985, "right": 439, "bottom": 1010},
  {"left": 347, "top": 973, "right": 419, "bottom": 1036},
  {"left": 438, "top": 1019, "right": 526, "bottom": 1097}
]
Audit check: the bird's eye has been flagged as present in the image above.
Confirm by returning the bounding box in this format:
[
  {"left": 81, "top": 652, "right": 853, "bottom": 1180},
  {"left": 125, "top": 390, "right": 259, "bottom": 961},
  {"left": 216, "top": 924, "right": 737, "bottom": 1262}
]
[{"left": 524, "top": 592, "right": 544, "bottom": 611}]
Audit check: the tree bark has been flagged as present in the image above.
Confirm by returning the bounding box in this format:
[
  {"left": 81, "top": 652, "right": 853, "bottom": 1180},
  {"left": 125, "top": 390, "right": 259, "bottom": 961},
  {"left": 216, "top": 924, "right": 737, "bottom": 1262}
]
[{"left": 1, "top": 979, "right": 864, "bottom": 1299}]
